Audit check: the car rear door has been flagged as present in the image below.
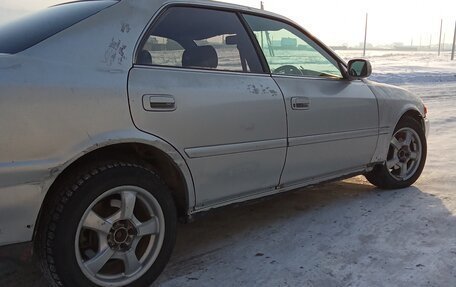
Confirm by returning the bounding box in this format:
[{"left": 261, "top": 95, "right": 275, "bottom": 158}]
[
  {"left": 243, "top": 14, "right": 379, "bottom": 188},
  {"left": 128, "top": 6, "right": 287, "bottom": 208}
]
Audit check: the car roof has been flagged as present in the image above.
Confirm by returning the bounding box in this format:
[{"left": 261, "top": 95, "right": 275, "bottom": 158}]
[{"left": 126, "top": 0, "right": 293, "bottom": 23}]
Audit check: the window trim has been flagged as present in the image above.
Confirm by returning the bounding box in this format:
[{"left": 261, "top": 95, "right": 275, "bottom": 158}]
[
  {"left": 133, "top": 63, "right": 269, "bottom": 78},
  {"left": 239, "top": 12, "right": 350, "bottom": 80},
  {"left": 236, "top": 12, "right": 271, "bottom": 74},
  {"left": 133, "top": 4, "right": 267, "bottom": 74}
]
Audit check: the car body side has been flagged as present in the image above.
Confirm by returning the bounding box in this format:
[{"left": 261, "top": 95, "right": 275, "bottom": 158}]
[{"left": 0, "top": 0, "right": 428, "bottom": 246}]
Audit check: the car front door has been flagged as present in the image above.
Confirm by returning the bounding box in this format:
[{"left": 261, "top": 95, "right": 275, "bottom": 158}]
[
  {"left": 128, "top": 7, "right": 287, "bottom": 208},
  {"left": 243, "top": 14, "right": 379, "bottom": 188}
]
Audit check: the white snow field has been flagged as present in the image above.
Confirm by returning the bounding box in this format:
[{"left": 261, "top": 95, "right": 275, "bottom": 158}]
[{"left": 1, "top": 51, "right": 456, "bottom": 287}]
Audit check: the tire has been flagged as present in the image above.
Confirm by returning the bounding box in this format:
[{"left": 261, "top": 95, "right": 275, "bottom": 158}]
[
  {"left": 35, "top": 161, "right": 177, "bottom": 287},
  {"left": 365, "top": 116, "right": 427, "bottom": 189}
]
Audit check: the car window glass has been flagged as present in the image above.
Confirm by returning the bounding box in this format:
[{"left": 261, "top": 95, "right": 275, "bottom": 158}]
[
  {"left": 243, "top": 14, "right": 342, "bottom": 79},
  {"left": 142, "top": 36, "right": 185, "bottom": 67},
  {"left": 194, "top": 36, "right": 243, "bottom": 71},
  {"left": 137, "top": 7, "right": 263, "bottom": 73}
]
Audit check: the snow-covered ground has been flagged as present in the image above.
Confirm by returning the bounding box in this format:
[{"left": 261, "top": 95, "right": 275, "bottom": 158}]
[{"left": 1, "top": 51, "right": 456, "bottom": 287}]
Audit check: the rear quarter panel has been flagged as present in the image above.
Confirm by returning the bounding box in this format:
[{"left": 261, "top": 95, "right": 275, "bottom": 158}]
[{"left": 0, "top": 0, "right": 173, "bottom": 245}]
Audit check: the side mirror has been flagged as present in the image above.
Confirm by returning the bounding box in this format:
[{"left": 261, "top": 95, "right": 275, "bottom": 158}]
[{"left": 347, "top": 59, "right": 372, "bottom": 79}]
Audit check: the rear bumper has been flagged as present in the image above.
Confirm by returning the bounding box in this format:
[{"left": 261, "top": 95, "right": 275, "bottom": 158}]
[
  {"left": 0, "top": 241, "right": 33, "bottom": 262},
  {"left": 0, "top": 182, "right": 44, "bottom": 247},
  {"left": 0, "top": 157, "right": 55, "bottom": 247}
]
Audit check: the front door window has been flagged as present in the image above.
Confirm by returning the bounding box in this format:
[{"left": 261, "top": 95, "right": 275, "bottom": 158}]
[{"left": 243, "top": 14, "right": 343, "bottom": 79}]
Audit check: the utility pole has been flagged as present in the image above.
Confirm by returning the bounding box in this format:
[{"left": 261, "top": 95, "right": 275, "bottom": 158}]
[
  {"left": 419, "top": 35, "right": 422, "bottom": 50},
  {"left": 438, "top": 19, "right": 443, "bottom": 56},
  {"left": 451, "top": 20, "right": 456, "bottom": 60},
  {"left": 259, "top": 1, "right": 274, "bottom": 56},
  {"left": 363, "top": 13, "right": 368, "bottom": 57},
  {"left": 429, "top": 35, "right": 432, "bottom": 50},
  {"left": 260, "top": 1, "right": 264, "bottom": 48},
  {"left": 442, "top": 33, "right": 446, "bottom": 52}
]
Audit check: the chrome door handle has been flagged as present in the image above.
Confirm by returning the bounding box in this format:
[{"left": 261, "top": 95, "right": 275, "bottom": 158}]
[
  {"left": 291, "top": 97, "right": 310, "bottom": 110},
  {"left": 142, "top": 95, "right": 176, "bottom": 112}
]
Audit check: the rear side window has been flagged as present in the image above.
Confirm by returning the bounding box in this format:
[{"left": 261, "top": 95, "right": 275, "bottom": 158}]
[
  {"left": 0, "top": 1, "right": 117, "bottom": 54},
  {"left": 137, "top": 7, "right": 264, "bottom": 74},
  {"left": 142, "top": 36, "right": 185, "bottom": 67}
]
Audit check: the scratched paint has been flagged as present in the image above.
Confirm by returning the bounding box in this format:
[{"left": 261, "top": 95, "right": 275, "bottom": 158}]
[
  {"left": 247, "top": 84, "right": 278, "bottom": 96},
  {"left": 104, "top": 38, "right": 128, "bottom": 66},
  {"left": 121, "top": 22, "right": 131, "bottom": 33},
  {"left": 247, "top": 84, "right": 260, "bottom": 95}
]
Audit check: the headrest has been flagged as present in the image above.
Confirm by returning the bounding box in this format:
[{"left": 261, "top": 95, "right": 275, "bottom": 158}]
[
  {"left": 138, "top": 50, "right": 152, "bottom": 65},
  {"left": 182, "top": 46, "right": 218, "bottom": 69}
]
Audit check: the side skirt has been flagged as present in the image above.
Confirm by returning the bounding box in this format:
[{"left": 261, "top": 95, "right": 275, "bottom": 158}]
[{"left": 184, "top": 165, "right": 371, "bottom": 222}]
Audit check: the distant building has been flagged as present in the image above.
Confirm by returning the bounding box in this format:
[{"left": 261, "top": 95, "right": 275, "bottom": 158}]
[
  {"left": 330, "top": 46, "right": 348, "bottom": 50},
  {"left": 271, "top": 40, "right": 281, "bottom": 47},
  {"left": 358, "top": 42, "right": 374, "bottom": 48},
  {"left": 281, "top": 37, "right": 297, "bottom": 48}
]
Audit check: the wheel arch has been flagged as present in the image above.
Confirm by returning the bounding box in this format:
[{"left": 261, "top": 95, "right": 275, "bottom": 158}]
[
  {"left": 33, "top": 138, "right": 195, "bottom": 241},
  {"left": 371, "top": 106, "right": 425, "bottom": 164},
  {"left": 396, "top": 108, "right": 426, "bottom": 133}
]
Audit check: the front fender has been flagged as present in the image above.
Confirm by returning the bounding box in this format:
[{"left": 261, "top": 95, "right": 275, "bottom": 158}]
[{"left": 365, "top": 80, "right": 426, "bottom": 163}]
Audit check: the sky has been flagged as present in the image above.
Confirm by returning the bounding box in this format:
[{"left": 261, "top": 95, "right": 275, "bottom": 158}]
[{"left": 0, "top": 0, "right": 455, "bottom": 47}]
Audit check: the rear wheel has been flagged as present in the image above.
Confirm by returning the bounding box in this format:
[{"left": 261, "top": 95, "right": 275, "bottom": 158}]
[
  {"left": 36, "top": 162, "right": 177, "bottom": 287},
  {"left": 365, "top": 117, "right": 427, "bottom": 189}
]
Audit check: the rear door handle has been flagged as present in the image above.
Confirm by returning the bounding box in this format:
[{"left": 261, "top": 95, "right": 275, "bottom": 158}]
[
  {"left": 291, "top": 97, "right": 310, "bottom": 110},
  {"left": 142, "top": 95, "right": 176, "bottom": 112}
]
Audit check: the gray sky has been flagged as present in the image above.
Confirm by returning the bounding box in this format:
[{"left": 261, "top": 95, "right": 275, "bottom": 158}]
[{"left": 0, "top": 0, "right": 455, "bottom": 46}]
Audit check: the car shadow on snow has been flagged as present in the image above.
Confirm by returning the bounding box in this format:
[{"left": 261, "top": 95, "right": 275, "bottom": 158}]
[
  {"left": 0, "top": 178, "right": 455, "bottom": 287},
  {"left": 153, "top": 178, "right": 456, "bottom": 287}
]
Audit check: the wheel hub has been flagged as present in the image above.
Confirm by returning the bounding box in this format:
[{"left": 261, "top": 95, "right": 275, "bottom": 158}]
[
  {"left": 398, "top": 146, "right": 411, "bottom": 162},
  {"left": 107, "top": 220, "right": 137, "bottom": 251}
]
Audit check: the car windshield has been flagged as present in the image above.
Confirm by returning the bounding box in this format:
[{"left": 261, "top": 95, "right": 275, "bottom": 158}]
[{"left": 0, "top": 0, "right": 117, "bottom": 54}]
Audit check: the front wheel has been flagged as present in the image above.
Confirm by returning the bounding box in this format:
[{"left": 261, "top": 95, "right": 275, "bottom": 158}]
[
  {"left": 36, "top": 162, "right": 177, "bottom": 287},
  {"left": 365, "top": 117, "right": 427, "bottom": 189}
]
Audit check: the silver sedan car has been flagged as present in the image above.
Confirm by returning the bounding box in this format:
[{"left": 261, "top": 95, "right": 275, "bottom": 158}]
[{"left": 0, "top": 0, "right": 429, "bottom": 286}]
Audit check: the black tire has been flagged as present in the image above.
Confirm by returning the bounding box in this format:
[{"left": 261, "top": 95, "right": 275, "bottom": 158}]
[
  {"left": 365, "top": 116, "right": 427, "bottom": 189},
  {"left": 35, "top": 161, "right": 177, "bottom": 287}
]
